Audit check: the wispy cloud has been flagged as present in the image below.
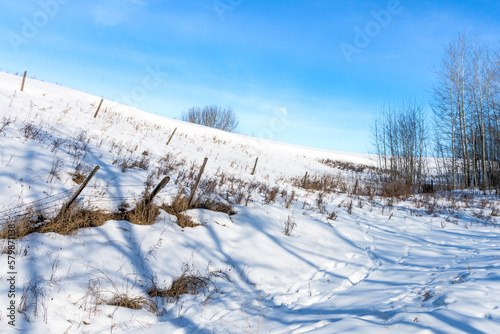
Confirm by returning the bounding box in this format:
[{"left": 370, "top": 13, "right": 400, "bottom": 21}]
[{"left": 93, "top": 0, "right": 147, "bottom": 26}]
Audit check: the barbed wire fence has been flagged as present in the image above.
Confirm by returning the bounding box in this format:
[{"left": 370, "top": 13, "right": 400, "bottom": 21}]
[{"left": 0, "top": 69, "right": 370, "bottom": 227}]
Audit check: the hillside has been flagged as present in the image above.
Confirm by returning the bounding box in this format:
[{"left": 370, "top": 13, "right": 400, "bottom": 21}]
[{"left": 1, "top": 72, "right": 500, "bottom": 333}]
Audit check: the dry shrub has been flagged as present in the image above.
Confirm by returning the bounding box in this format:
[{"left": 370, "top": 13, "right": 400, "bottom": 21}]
[
  {"left": 491, "top": 207, "right": 500, "bottom": 217},
  {"left": 21, "top": 123, "right": 44, "bottom": 141},
  {"left": 197, "top": 178, "right": 218, "bottom": 197},
  {"left": 293, "top": 172, "right": 345, "bottom": 194},
  {"left": 265, "top": 186, "right": 280, "bottom": 204},
  {"left": 70, "top": 163, "right": 92, "bottom": 184},
  {"left": 316, "top": 192, "right": 326, "bottom": 214},
  {"left": 0, "top": 116, "right": 12, "bottom": 135},
  {"left": 328, "top": 211, "right": 338, "bottom": 221},
  {"left": 71, "top": 171, "right": 86, "bottom": 185},
  {"left": 18, "top": 277, "right": 47, "bottom": 321},
  {"left": 113, "top": 156, "right": 150, "bottom": 172},
  {"left": 155, "top": 152, "right": 181, "bottom": 177},
  {"left": 424, "top": 195, "right": 439, "bottom": 215},
  {"left": 283, "top": 189, "right": 296, "bottom": 209},
  {"left": 379, "top": 181, "right": 414, "bottom": 199},
  {"left": 358, "top": 183, "right": 376, "bottom": 200},
  {"left": 347, "top": 200, "right": 353, "bottom": 214},
  {"left": 282, "top": 215, "right": 297, "bottom": 236}
]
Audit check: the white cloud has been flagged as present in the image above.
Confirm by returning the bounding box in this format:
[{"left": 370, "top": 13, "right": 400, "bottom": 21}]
[{"left": 93, "top": 0, "right": 147, "bottom": 26}]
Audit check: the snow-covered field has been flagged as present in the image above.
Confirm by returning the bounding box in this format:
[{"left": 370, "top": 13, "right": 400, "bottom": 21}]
[{"left": 1, "top": 71, "right": 500, "bottom": 333}]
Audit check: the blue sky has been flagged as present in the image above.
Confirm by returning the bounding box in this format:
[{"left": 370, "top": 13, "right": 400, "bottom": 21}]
[{"left": 1, "top": 0, "right": 500, "bottom": 153}]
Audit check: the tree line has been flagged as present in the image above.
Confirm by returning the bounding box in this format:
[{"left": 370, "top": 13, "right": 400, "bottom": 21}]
[{"left": 372, "top": 31, "right": 500, "bottom": 191}]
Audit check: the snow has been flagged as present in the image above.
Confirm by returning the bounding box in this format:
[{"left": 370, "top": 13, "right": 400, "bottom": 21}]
[{"left": 1, "top": 71, "right": 500, "bottom": 333}]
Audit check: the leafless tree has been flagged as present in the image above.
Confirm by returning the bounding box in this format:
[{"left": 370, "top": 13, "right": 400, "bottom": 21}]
[
  {"left": 371, "top": 99, "right": 427, "bottom": 185},
  {"left": 432, "top": 31, "right": 500, "bottom": 190},
  {"left": 181, "top": 105, "right": 239, "bottom": 132}
]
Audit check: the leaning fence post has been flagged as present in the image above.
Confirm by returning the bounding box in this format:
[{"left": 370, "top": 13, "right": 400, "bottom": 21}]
[
  {"left": 59, "top": 165, "right": 100, "bottom": 216},
  {"left": 93, "top": 99, "right": 104, "bottom": 118},
  {"left": 20, "top": 71, "right": 27, "bottom": 92},
  {"left": 302, "top": 172, "right": 308, "bottom": 188},
  {"left": 187, "top": 158, "right": 208, "bottom": 208},
  {"left": 353, "top": 179, "right": 359, "bottom": 195},
  {"left": 143, "top": 176, "right": 170, "bottom": 207},
  {"left": 166, "top": 127, "right": 177, "bottom": 146},
  {"left": 251, "top": 157, "right": 259, "bottom": 176}
]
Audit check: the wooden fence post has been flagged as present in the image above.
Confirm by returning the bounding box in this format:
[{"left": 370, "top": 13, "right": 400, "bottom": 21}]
[
  {"left": 20, "top": 71, "right": 27, "bottom": 92},
  {"left": 143, "top": 176, "right": 170, "bottom": 207},
  {"left": 302, "top": 172, "right": 308, "bottom": 188},
  {"left": 353, "top": 179, "right": 359, "bottom": 195},
  {"left": 251, "top": 157, "right": 259, "bottom": 176},
  {"left": 59, "top": 165, "right": 100, "bottom": 216},
  {"left": 166, "top": 127, "right": 177, "bottom": 146},
  {"left": 93, "top": 99, "right": 104, "bottom": 118},
  {"left": 187, "top": 158, "right": 208, "bottom": 208}
]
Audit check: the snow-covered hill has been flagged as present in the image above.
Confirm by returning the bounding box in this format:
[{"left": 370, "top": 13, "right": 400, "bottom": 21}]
[{"left": 1, "top": 72, "right": 500, "bottom": 333}]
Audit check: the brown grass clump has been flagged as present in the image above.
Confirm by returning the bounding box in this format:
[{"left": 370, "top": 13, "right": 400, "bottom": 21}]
[
  {"left": 71, "top": 171, "right": 86, "bottom": 184},
  {"left": 2, "top": 199, "right": 162, "bottom": 239},
  {"left": 165, "top": 274, "right": 212, "bottom": 300},
  {"left": 176, "top": 213, "right": 199, "bottom": 228},
  {"left": 147, "top": 264, "right": 225, "bottom": 303},
  {"left": 161, "top": 189, "right": 198, "bottom": 228},
  {"left": 161, "top": 187, "right": 236, "bottom": 228},
  {"left": 112, "top": 201, "right": 159, "bottom": 226},
  {"left": 0, "top": 205, "right": 109, "bottom": 239},
  {"left": 70, "top": 163, "right": 92, "bottom": 184},
  {"left": 105, "top": 294, "right": 157, "bottom": 312},
  {"left": 190, "top": 197, "right": 236, "bottom": 216}
]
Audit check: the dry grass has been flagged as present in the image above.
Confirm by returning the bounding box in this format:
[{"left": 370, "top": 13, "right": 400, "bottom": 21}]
[
  {"left": 105, "top": 294, "right": 157, "bottom": 312},
  {"left": 163, "top": 265, "right": 216, "bottom": 302},
  {"left": 0, "top": 205, "right": 109, "bottom": 239},
  {"left": 282, "top": 215, "right": 297, "bottom": 236},
  {"left": 2, "top": 197, "right": 163, "bottom": 239},
  {"left": 112, "top": 201, "right": 160, "bottom": 226},
  {"left": 264, "top": 186, "right": 280, "bottom": 204},
  {"left": 161, "top": 189, "right": 198, "bottom": 228},
  {"left": 292, "top": 172, "right": 347, "bottom": 194},
  {"left": 379, "top": 180, "right": 415, "bottom": 199},
  {"left": 319, "top": 158, "right": 373, "bottom": 173},
  {"left": 191, "top": 196, "right": 235, "bottom": 216},
  {"left": 161, "top": 185, "right": 235, "bottom": 228},
  {"left": 164, "top": 274, "right": 212, "bottom": 301},
  {"left": 70, "top": 163, "right": 91, "bottom": 184},
  {"left": 112, "top": 156, "right": 150, "bottom": 172}
]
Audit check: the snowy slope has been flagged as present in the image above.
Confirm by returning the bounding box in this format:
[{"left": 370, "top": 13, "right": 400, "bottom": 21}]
[{"left": 1, "top": 72, "right": 500, "bottom": 333}]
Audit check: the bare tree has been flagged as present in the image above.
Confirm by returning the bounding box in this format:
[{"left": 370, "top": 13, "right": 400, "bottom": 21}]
[
  {"left": 181, "top": 105, "right": 239, "bottom": 132},
  {"left": 371, "top": 99, "right": 427, "bottom": 185},
  {"left": 432, "top": 31, "right": 500, "bottom": 190}
]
